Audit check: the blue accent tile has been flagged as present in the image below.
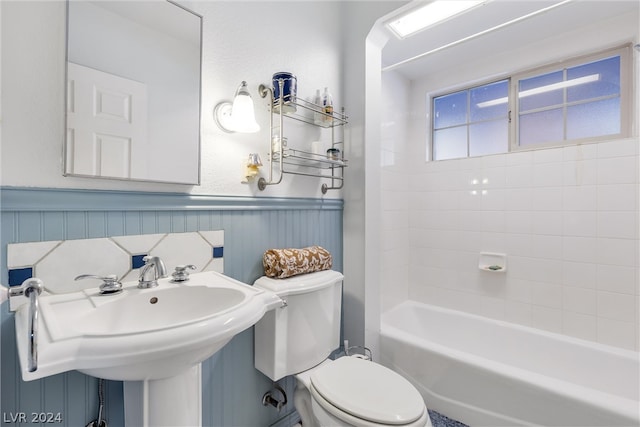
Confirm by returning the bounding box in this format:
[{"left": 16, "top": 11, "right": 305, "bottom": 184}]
[
  {"left": 8, "top": 267, "right": 33, "bottom": 286},
  {"left": 132, "top": 254, "right": 147, "bottom": 269},
  {"left": 213, "top": 246, "right": 224, "bottom": 258}
]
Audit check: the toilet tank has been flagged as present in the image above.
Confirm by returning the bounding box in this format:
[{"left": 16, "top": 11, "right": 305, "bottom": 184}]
[{"left": 253, "top": 270, "right": 343, "bottom": 381}]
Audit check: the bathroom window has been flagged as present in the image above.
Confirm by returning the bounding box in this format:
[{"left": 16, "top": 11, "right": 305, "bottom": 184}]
[
  {"left": 432, "top": 79, "right": 509, "bottom": 161},
  {"left": 430, "top": 45, "right": 630, "bottom": 161}
]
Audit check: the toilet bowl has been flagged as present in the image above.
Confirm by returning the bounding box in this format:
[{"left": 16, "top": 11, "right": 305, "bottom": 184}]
[{"left": 253, "top": 270, "right": 432, "bottom": 427}]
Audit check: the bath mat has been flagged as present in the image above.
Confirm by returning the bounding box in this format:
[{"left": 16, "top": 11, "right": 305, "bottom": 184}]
[{"left": 428, "top": 410, "right": 469, "bottom": 427}]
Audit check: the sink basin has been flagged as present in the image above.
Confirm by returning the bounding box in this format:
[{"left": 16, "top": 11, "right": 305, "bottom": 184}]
[
  {"left": 14, "top": 271, "right": 282, "bottom": 381},
  {"left": 48, "top": 286, "right": 246, "bottom": 337}
]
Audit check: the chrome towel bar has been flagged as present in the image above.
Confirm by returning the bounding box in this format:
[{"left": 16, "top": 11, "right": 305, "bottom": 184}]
[{"left": 1, "top": 278, "right": 44, "bottom": 372}]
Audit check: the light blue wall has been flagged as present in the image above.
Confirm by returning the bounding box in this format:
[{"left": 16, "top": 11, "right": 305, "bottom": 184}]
[{"left": 1, "top": 187, "right": 343, "bottom": 427}]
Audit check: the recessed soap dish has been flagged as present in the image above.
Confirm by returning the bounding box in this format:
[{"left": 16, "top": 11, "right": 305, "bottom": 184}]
[{"left": 479, "top": 252, "right": 506, "bottom": 272}]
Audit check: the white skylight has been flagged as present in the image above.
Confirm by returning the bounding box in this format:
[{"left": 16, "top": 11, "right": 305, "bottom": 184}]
[{"left": 387, "top": 1, "right": 486, "bottom": 39}]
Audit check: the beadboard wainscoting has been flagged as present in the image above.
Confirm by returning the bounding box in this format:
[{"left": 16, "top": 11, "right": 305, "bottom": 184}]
[{"left": 1, "top": 187, "right": 343, "bottom": 427}]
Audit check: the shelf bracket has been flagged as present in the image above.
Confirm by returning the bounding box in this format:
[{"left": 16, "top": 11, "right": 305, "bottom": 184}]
[{"left": 257, "top": 82, "right": 284, "bottom": 191}]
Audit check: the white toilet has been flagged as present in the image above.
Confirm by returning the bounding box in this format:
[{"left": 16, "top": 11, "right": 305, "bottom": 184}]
[{"left": 254, "top": 270, "right": 432, "bottom": 427}]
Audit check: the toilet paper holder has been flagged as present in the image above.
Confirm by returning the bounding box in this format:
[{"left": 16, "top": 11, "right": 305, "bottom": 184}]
[{"left": 262, "top": 383, "right": 287, "bottom": 412}]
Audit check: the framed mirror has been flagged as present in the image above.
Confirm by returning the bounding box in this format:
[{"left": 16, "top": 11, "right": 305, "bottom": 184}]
[{"left": 64, "top": 0, "right": 202, "bottom": 185}]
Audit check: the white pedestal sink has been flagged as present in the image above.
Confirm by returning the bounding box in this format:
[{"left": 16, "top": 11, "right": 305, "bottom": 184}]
[{"left": 13, "top": 271, "right": 282, "bottom": 426}]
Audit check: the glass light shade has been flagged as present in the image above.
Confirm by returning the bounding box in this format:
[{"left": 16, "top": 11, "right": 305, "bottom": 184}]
[
  {"left": 214, "top": 81, "right": 260, "bottom": 133},
  {"left": 230, "top": 93, "right": 260, "bottom": 133}
]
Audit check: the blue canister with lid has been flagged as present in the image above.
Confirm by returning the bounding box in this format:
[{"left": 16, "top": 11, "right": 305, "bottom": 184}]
[{"left": 272, "top": 72, "right": 297, "bottom": 112}]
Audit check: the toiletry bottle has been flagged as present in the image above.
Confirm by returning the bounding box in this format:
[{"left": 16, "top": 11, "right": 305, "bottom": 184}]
[
  {"left": 322, "top": 87, "right": 333, "bottom": 124},
  {"left": 313, "top": 89, "right": 323, "bottom": 125}
]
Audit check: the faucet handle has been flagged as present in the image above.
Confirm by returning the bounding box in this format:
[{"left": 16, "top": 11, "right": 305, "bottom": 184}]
[
  {"left": 171, "top": 265, "right": 197, "bottom": 282},
  {"left": 75, "top": 274, "right": 123, "bottom": 295}
]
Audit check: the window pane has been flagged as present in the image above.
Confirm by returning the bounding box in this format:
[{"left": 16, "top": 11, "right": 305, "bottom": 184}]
[
  {"left": 567, "top": 56, "right": 620, "bottom": 103},
  {"left": 434, "top": 91, "right": 467, "bottom": 129},
  {"left": 469, "top": 120, "right": 508, "bottom": 157},
  {"left": 433, "top": 127, "right": 467, "bottom": 160},
  {"left": 519, "top": 108, "right": 563, "bottom": 146},
  {"left": 431, "top": 47, "right": 627, "bottom": 158},
  {"left": 470, "top": 80, "right": 509, "bottom": 122},
  {"left": 567, "top": 98, "right": 620, "bottom": 140},
  {"left": 519, "top": 70, "right": 563, "bottom": 112}
]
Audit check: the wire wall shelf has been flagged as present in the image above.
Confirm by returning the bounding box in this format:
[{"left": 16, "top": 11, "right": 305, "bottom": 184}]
[{"left": 257, "top": 80, "right": 348, "bottom": 194}]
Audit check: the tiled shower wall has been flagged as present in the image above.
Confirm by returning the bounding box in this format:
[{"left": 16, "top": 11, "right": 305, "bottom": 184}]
[
  {"left": 408, "top": 140, "right": 639, "bottom": 351},
  {"left": 1, "top": 187, "right": 343, "bottom": 427},
  {"left": 380, "top": 70, "right": 411, "bottom": 312},
  {"left": 380, "top": 71, "right": 639, "bottom": 351}
]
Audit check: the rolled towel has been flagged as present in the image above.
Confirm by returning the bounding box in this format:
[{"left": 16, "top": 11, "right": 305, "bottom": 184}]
[{"left": 263, "top": 246, "right": 332, "bottom": 279}]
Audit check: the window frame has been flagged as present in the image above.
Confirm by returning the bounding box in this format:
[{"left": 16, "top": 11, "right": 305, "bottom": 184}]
[
  {"left": 510, "top": 45, "right": 631, "bottom": 152},
  {"left": 427, "top": 44, "right": 632, "bottom": 161},
  {"left": 431, "top": 78, "right": 511, "bottom": 161}
]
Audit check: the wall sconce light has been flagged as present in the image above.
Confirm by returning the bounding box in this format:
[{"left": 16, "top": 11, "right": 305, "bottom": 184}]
[{"left": 214, "top": 81, "right": 260, "bottom": 133}]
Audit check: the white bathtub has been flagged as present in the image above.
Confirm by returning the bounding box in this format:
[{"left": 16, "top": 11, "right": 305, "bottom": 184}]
[{"left": 380, "top": 301, "right": 640, "bottom": 427}]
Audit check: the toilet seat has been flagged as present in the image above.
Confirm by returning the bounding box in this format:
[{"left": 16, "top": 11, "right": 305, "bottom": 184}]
[{"left": 309, "top": 357, "right": 427, "bottom": 426}]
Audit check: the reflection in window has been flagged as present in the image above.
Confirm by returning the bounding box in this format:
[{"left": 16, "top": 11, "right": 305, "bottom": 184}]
[
  {"left": 517, "top": 55, "right": 621, "bottom": 147},
  {"left": 432, "top": 80, "right": 508, "bottom": 160},
  {"left": 429, "top": 46, "right": 628, "bottom": 161}
]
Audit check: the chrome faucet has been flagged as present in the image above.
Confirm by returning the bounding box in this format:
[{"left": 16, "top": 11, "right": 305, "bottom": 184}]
[{"left": 138, "top": 256, "right": 167, "bottom": 289}]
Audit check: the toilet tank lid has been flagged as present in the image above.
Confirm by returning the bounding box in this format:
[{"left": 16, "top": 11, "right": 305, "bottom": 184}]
[{"left": 253, "top": 270, "right": 343, "bottom": 297}]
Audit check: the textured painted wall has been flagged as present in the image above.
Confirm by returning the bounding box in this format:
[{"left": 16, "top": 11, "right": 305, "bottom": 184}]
[
  {"left": 0, "top": 0, "right": 344, "bottom": 199},
  {"left": 1, "top": 188, "right": 343, "bottom": 427}
]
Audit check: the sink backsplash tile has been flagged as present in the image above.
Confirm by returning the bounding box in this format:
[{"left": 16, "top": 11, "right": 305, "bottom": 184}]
[
  {"left": 198, "top": 230, "right": 224, "bottom": 247},
  {"left": 38, "top": 238, "right": 131, "bottom": 293},
  {"left": 7, "top": 240, "right": 61, "bottom": 268},
  {"left": 7, "top": 231, "right": 225, "bottom": 294},
  {"left": 111, "top": 233, "right": 166, "bottom": 255}
]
